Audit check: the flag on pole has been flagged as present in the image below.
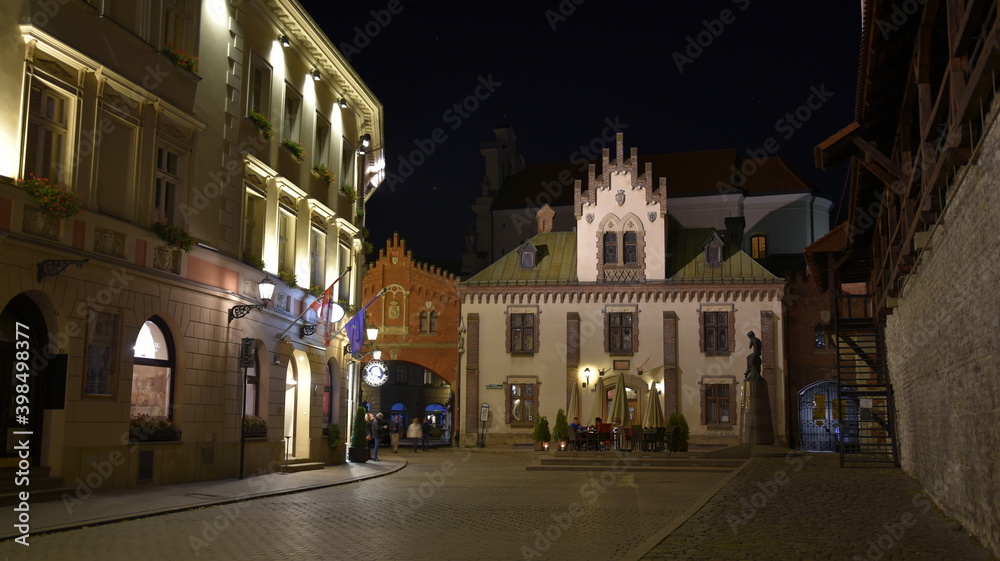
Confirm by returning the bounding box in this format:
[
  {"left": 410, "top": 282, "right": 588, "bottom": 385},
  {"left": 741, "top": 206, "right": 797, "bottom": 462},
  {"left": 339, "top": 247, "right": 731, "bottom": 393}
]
[{"left": 345, "top": 311, "right": 365, "bottom": 355}]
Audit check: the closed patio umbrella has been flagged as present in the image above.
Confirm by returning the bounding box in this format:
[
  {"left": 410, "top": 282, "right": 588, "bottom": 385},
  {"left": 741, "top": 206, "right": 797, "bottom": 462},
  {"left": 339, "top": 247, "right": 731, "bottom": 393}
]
[
  {"left": 568, "top": 381, "right": 583, "bottom": 425},
  {"left": 608, "top": 372, "right": 632, "bottom": 427},
  {"left": 590, "top": 376, "right": 607, "bottom": 425},
  {"left": 643, "top": 382, "right": 666, "bottom": 428}
]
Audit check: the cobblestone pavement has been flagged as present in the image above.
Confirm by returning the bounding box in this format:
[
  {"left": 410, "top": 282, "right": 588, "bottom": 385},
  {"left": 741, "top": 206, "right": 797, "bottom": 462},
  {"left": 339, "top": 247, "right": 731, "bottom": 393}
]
[
  {"left": 0, "top": 449, "right": 729, "bottom": 561},
  {"left": 640, "top": 454, "right": 997, "bottom": 561}
]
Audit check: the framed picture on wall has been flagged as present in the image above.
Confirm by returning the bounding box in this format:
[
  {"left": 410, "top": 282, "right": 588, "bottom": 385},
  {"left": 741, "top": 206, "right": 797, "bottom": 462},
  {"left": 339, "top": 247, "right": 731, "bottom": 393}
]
[{"left": 83, "top": 309, "right": 120, "bottom": 396}]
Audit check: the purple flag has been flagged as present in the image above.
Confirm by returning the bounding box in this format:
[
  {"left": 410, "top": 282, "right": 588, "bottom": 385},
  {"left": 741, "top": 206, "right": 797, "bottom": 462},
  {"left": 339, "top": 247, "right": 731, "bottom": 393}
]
[{"left": 345, "top": 311, "right": 364, "bottom": 354}]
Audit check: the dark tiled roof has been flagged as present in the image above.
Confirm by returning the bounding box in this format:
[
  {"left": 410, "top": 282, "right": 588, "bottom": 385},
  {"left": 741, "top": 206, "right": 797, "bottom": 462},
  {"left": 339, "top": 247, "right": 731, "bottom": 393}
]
[{"left": 491, "top": 149, "right": 816, "bottom": 210}]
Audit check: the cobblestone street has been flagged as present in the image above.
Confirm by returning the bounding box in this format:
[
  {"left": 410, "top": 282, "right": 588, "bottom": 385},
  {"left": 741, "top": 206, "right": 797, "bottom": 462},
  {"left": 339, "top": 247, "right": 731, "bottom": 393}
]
[
  {"left": 1, "top": 450, "right": 995, "bottom": 561},
  {"left": 0, "top": 450, "right": 727, "bottom": 561}
]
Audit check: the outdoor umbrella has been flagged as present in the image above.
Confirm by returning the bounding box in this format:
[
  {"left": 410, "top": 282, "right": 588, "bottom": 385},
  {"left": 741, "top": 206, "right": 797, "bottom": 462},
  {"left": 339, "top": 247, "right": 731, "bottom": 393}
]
[
  {"left": 590, "top": 376, "right": 607, "bottom": 425},
  {"left": 643, "top": 382, "right": 666, "bottom": 428},
  {"left": 608, "top": 371, "right": 632, "bottom": 427},
  {"left": 568, "top": 381, "right": 583, "bottom": 426}
]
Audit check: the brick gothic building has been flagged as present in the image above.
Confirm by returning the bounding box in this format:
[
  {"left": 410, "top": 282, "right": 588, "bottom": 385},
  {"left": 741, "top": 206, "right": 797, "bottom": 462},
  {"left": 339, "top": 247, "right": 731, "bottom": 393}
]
[
  {"left": 808, "top": 0, "right": 1000, "bottom": 555},
  {"left": 358, "top": 235, "right": 461, "bottom": 438}
]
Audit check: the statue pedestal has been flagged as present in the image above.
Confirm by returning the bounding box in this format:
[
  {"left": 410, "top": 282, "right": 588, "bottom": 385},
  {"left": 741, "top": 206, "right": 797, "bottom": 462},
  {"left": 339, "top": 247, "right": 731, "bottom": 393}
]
[{"left": 740, "top": 376, "right": 774, "bottom": 445}]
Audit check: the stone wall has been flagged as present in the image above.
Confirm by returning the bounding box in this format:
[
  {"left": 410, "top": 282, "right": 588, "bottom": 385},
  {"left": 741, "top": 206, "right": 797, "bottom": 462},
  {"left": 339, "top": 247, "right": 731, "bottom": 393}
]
[{"left": 885, "top": 111, "right": 1000, "bottom": 557}]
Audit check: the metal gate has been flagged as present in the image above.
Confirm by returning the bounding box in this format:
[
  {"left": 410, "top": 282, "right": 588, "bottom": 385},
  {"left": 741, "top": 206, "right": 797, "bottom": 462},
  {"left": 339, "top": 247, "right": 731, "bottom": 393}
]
[{"left": 798, "top": 380, "right": 850, "bottom": 452}]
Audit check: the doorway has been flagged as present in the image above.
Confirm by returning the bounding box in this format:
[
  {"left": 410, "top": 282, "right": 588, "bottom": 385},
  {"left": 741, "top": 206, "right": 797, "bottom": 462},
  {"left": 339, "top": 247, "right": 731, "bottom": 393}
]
[{"left": 798, "top": 380, "right": 841, "bottom": 452}]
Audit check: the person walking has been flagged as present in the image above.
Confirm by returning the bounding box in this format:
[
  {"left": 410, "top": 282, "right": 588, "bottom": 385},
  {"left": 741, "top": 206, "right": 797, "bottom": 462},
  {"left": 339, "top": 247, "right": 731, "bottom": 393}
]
[
  {"left": 420, "top": 417, "right": 431, "bottom": 452},
  {"left": 370, "top": 412, "right": 384, "bottom": 461},
  {"left": 389, "top": 415, "right": 401, "bottom": 453},
  {"left": 407, "top": 417, "right": 422, "bottom": 452}
]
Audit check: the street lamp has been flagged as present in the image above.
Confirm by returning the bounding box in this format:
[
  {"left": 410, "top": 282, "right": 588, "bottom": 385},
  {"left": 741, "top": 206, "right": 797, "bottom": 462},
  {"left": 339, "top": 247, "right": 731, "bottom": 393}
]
[
  {"left": 583, "top": 367, "right": 590, "bottom": 388},
  {"left": 228, "top": 274, "right": 275, "bottom": 324}
]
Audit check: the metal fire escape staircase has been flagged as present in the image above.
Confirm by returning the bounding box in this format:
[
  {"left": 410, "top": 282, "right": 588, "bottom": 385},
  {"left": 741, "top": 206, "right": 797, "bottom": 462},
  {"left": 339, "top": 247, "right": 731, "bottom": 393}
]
[{"left": 834, "top": 294, "right": 899, "bottom": 467}]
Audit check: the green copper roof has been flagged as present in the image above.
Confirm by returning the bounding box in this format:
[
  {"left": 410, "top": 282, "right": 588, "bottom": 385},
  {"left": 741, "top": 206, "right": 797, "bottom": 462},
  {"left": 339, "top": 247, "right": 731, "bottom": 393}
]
[
  {"left": 463, "top": 232, "right": 577, "bottom": 285},
  {"left": 669, "top": 228, "right": 780, "bottom": 282}
]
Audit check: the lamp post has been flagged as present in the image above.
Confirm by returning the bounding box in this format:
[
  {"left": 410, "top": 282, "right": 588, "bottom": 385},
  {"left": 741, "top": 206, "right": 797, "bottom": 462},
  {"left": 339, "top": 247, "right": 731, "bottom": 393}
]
[{"left": 348, "top": 327, "right": 379, "bottom": 440}]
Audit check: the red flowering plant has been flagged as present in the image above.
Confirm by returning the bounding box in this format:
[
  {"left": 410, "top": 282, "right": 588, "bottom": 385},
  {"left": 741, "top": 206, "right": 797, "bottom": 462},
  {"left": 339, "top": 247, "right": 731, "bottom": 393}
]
[
  {"left": 151, "top": 222, "right": 194, "bottom": 252},
  {"left": 162, "top": 41, "right": 199, "bottom": 73},
  {"left": 19, "top": 174, "right": 81, "bottom": 219}
]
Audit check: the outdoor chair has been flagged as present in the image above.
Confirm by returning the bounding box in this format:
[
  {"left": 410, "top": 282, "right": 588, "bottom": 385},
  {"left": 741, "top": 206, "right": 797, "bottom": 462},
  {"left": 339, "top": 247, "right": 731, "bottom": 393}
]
[
  {"left": 596, "top": 423, "right": 613, "bottom": 451},
  {"left": 567, "top": 425, "right": 583, "bottom": 451},
  {"left": 630, "top": 425, "right": 644, "bottom": 451}
]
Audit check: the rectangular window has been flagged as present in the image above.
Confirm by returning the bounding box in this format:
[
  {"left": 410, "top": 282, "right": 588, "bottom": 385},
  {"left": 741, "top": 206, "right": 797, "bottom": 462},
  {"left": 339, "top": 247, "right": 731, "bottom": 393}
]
[
  {"left": 507, "top": 383, "right": 534, "bottom": 426},
  {"left": 278, "top": 207, "right": 295, "bottom": 273},
  {"left": 419, "top": 311, "right": 429, "bottom": 333},
  {"left": 394, "top": 364, "right": 408, "bottom": 385},
  {"left": 154, "top": 146, "right": 182, "bottom": 224},
  {"left": 338, "top": 243, "right": 351, "bottom": 301},
  {"left": 245, "top": 363, "right": 258, "bottom": 416},
  {"left": 25, "top": 83, "right": 71, "bottom": 185},
  {"left": 248, "top": 56, "right": 271, "bottom": 116},
  {"left": 704, "top": 311, "right": 729, "bottom": 353},
  {"left": 341, "top": 137, "right": 355, "bottom": 189},
  {"left": 315, "top": 113, "right": 331, "bottom": 167},
  {"left": 96, "top": 112, "right": 137, "bottom": 220},
  {"left": 163, "top": 0, "right": 193, "bottom": 51},
  {"left": 243, "top": 188, "right": 265, "bottom": 261},
  {"left": 283, "top": 84, "right": 301, "bottom": 141},
  {"left": 310, "top": 226, "right": 326, "bottom": 289},
  {"left": 608, "top": 312, "right": 634, "bottom": 353},
  {"left": 510, "top": 313, "right": 534, "bottom": 353},
  {"left": 706, "top": 384, "right": 731, "bottom": 424},
  {"left": 751, "top": 234, "right": 767, "bottom": 259},
  {"left": 423, "top": 370, "right": 433, "bottom": 385}
]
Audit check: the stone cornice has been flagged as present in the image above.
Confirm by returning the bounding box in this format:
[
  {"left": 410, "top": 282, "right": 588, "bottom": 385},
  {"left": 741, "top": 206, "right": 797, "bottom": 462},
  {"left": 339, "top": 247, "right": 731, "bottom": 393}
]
[{"left": 457, "top": 282, "right": 785, "bottom": 305}]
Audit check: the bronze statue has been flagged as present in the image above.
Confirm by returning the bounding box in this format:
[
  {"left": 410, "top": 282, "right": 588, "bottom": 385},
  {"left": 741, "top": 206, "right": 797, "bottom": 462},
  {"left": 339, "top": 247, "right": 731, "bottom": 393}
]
[{"left": 743, "top": 331, "right": 762, "bottom": 380}]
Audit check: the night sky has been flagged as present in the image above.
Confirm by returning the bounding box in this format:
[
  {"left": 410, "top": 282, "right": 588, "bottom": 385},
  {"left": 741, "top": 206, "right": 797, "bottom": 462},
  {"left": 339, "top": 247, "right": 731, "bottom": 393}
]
[{"left": 299, "top": 0, "right": 863, "bottom": 265}]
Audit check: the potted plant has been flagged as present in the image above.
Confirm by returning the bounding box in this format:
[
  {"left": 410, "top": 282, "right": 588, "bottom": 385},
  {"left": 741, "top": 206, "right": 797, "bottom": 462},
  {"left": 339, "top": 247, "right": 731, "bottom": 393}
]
[
  {"left": 248, "top": 111, "right": 273, "bottom": 140},
  {"left": 243, "top": 414, "right": 267, "bottom": 438},
  {"left": 552, "top": 409, "right": 569, "bottom": 450},
  {"left": 151, "top": 222, "right": 194, "bottom": 252},
  {"left": 129, "top": 414, "right": 181, "bottom": 442},
  {"left": 667, "top": 412, "right": 690, "bottom": 452},
  {"left": 277, "top": 270, "right": 297, "bottom": 289},
  {"left": 532, "top": 415, "right": 551, "bottom": 451},
  {"left": 20, "top": 174, "right": 81, "bottom": 220},
  {"left": 339, "top": 184, "right": 357, "bottom": 203},
  {"left": 162, "top": 41, "right": 199, "bottom": 73},
  {"left": 242, "top": 253, "right": 265, "bottom": 270},
  {"left": 326, "top": 423, "right": 345, "bottom": 465},
  {"left": 281, "top": 138, "right": 304, "bottom": 161},
  {"left": 313, "top": 163, "right": 335, "bottom": 184},
  {"left": 348, "top": 407, "right": 369, "bottom": 463}
]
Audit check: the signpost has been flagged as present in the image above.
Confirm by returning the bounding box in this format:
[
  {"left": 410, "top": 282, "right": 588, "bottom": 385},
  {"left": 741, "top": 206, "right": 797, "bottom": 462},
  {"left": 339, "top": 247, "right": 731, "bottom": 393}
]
[
  {"left": 238, "top": 337, "right": 254, "bottom": 480},
  {"left": 478, "top": 403, "right": 489, "bottom": 448}
]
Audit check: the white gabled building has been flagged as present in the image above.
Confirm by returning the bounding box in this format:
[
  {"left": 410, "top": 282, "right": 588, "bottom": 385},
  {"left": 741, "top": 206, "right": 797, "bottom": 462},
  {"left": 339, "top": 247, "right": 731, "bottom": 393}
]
[{"left": 458, "top": 135, "right": 788, "bottom": 447}]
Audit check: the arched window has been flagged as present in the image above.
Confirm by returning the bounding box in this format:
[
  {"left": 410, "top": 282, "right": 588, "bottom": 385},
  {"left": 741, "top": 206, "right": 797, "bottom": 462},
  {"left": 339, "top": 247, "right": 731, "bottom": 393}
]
[
  {"left": 751, "top": 234, "right": 767, "bottom": 259},
  {"left": 603, "top": 232, "right": 618, "bottom": 264},
  {"left": 429, "top": 311, "right": 438, "bottom": 333},
  {"left": 131, "top": 318, "right": 174, "bottom": 418},
  {"left": 419, "top": 311, "right": 429, "bottom": 333},
  {"left": 623, "top": 231, "right": 638, "bottom": 264}
]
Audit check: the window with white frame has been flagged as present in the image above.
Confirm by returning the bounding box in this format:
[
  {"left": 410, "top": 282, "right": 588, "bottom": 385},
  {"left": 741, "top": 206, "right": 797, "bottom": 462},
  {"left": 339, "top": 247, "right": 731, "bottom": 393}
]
[
  {"left": 338, "top": 242, "right": 353, "bottom": 301},
  {"left": 243, "top": 187, "right": 265, "bottom": 262},
  {"left": 163, "top": 0, "right": 194, "bottom": 52},
  {"left": 154, "top": 146, "right": 183, "bottom": 224},
  {"left": 283, "top": 84, "right": 302, "bottom": 142},
  {"left": 423, "top": 370, "right": 433, "bottom": 385},
  {"left": 244, "top": 352, "right": 259, "bottom": 417},
  {"left": 315, "top": 113, "right": 331, "bottom": 168},
  {"left": 277, "top": 206, "right": 296, "bottom": 273},
  {"left": 24, "top": 82, "right": 72, "bottom": 185},
  {"left": 310, "top": 225, "right": 326, "bottom": 289},
  {"left": 248, "top": 55, "right": 271, "bottom": 116}
]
